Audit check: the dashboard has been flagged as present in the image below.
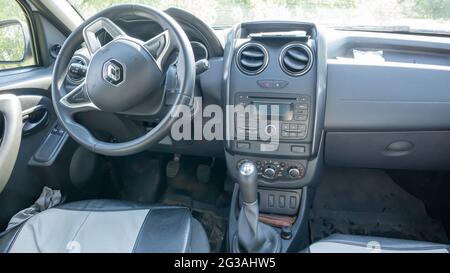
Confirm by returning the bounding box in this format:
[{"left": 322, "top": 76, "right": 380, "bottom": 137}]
[{"left": 65, "top": 9, "right": 450, "bottom": 187}]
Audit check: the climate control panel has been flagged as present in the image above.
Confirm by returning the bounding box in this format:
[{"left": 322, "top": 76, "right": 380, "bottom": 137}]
[{"left": 238, "top": 159, "right": 305, "bottom": 181}]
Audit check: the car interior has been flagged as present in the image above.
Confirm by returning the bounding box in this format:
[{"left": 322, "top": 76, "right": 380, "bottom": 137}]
[{"left": 0, "top": 0, "right": 450, "bottom": 253}]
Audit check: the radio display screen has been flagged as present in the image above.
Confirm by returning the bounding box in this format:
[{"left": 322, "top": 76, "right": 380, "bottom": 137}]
[{"left": 253, "top": 102, "right": 293, "bottom": 121}]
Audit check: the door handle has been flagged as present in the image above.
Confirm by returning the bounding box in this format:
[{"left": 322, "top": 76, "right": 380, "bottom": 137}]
[{"left": 22, "top": 105, "right": 49, "bottom": 136}]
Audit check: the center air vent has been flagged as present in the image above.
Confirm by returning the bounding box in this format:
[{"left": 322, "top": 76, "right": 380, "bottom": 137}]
[
  {"left": 279, "top": 43, "right": 313, "bottom": 76},
  {"left": 236, "top": 43, "right": 268, "bottom": 75},
  {"left": 67, "top": 56, "right": 87, "bottom": 84}
]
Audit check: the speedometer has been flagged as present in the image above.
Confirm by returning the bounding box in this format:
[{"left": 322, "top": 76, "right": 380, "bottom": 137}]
[{"left": 190, "top": 41, "right": 208, "bottom": 61}]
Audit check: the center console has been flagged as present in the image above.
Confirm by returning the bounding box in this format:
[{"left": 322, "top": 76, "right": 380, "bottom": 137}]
[{"left": 222, "top": 21, "right": 327, "bottom": 252}]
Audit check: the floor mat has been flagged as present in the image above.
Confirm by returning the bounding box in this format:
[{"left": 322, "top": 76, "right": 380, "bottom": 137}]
[
  {"left": 310, "top": 168, "right": 449, "bottom": 244},
  {"left": 160, "top": 156, "right": 231, "bottom": 253}
]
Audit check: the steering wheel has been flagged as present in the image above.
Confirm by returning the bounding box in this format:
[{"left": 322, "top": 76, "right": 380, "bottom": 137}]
[{"left": 52, "top": 4, "right": 195, "bottom": 156}]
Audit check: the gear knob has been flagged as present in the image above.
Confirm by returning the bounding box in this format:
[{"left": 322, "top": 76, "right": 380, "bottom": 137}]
[{"left": 238, "top": 161, "right": 258, "bottom": 204}]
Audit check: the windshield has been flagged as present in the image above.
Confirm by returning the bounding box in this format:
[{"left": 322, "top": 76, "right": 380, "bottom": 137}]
[{"left": 68, "top": 0, "right": 450, "bottom": 34}]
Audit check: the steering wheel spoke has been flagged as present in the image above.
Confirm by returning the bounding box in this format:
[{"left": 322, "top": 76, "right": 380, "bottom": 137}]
[
  {"left": 83, "top": 17, "right": 127, "bottom": 55},
  {"left": 60, "top": 82, "right": 99, "bottom": 114},
  {"left": 143, "top": 30, "right": 173, "bottom": 70}
]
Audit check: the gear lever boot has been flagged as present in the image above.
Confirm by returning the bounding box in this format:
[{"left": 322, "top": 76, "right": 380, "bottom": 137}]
[{"left": 233, "top": 161, "right": 281, "bottom": 253}]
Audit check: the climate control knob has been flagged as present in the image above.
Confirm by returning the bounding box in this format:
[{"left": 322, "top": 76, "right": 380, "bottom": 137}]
[
  {"left": 263, "top": 166, "right": 277, "bottom": 178},
  {"left": 288, "top": 168, "right": 301, "bottom": 179}
]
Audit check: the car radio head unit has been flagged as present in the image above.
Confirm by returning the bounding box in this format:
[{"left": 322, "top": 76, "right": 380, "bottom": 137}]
[{"left": 234, "top": 93, "right": 310, "bottom": 140}]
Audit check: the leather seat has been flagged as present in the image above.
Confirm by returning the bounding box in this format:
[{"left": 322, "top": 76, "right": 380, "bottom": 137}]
[
  {"left": 0, "top": 200, "right": 210, "bottom": 253},
  {"left": 305, "top": 234, "right": 449, "bottom": 253}
]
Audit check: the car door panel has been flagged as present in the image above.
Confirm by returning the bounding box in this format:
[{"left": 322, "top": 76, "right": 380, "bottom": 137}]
[{"left": 0, "top": 67, "right": 56, "bottom": 230}]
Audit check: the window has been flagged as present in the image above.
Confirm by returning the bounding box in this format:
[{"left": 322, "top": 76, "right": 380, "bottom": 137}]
[
  {"left": 0, "top": 0, "right": 36, "bottom": 71},
  {"left": 69, "top": 0, "right": 450, "bottom": 35}
]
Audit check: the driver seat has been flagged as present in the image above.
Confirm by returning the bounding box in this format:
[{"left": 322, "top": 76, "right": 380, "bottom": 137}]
[{"left": 0, "top": 199, "right": 210, "bottom": 253}]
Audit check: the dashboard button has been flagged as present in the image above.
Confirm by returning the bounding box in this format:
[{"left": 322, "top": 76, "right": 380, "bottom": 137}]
[
  {"left": 298, "top": 96, "right": 310, "bottom": 102},
  {"left": 257, "top": 80, "right": 289, "bottom": 89},
  {"left": 261, "top": 143, "right": 279, "bottom": 152},
  {"left": 279, "top": 196, "right": 286, "bottom": 208},
  {"left": 295, "top": 115, "right": 308, "bottom": 121},
  {"left": 237, "top": 142, "right": 250, "bottom": 150},
  {"left": 268, "top": 194, "right": 275, "bottom": 207},
  {"left": 295, "top": 103, "right": 308, "bottom": 109},
  {"left": 265, "top": 124, "right": 277, "bottom": 137},
  {"left": 289, "top": 196, "right": 297, "bottom": 209},
  {"left": 263, "top": 166, "right": 276, "bottom": 178},
  {"left": 291, "top": 146, "right": 306, "bottom": 153},
  {"left": 288, "top": 168, "right": 301, "bottom": 179}
]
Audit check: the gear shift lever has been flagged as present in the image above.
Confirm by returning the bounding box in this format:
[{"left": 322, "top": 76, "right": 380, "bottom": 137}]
[
  {"left": 234, "top": 161, "right": 281, "bottom": 253},
  {"left": 238, "top": 161, "right": 258, "bottom": 204}
]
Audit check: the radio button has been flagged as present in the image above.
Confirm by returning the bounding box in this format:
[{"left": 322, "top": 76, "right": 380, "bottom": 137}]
[
  {"left": 265, "top": 124, "right": 277, "bottom": 137},
  {"left": 282, "top": 123, "right": 290, "bottom": 130},
  {"left": 295, "top": 103, "right": 308, "bottom": 109},
  {"left": 295, "top": 115, "right": 308, "bottom": 121},
  {"left": 296, "top": 110, "right": 308, "bottom": 115},
  {"left": 298, "top": 96, "right": 310, "bottom": 102}
]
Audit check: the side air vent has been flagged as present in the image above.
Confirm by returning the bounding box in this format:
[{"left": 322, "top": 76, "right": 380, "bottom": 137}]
[
  {"left": 67, "top": 56, "right": 88, "bottom": 84},
  {"left": 279, "top": 43, "right": 313, "bottom": 76},
  {"left": 236, "top": 43, "right": 268, "bottom": 75}
]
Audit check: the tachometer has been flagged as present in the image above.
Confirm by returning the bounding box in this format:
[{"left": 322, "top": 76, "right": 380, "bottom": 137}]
[{"left": 190, "top": 41, "right": 208, "bottom": 61}]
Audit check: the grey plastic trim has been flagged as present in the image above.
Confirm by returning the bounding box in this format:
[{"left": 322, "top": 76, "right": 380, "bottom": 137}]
[
  {"left": 82, "top": 17, "right": 126, "bottom": 55},
  {"left": 59, "top": 81, "right": 100, "bottom": 112},
  {"left": 325, "top": 60, "right": 450, "bottom": 131},
  {"left": 142, "top": 30, "right": 171, "bottom": 70},
  {"left": 311, "top": 29, "right": 327, "bottom": 157},
  {"left": 0, "top": 66, "right": 52, "bottom": 91},
  {"left": 0, "top": 95, "right": 22, "bottom": 193}
]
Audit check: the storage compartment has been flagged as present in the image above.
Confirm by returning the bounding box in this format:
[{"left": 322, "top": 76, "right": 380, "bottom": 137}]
[{"left": 325, "top": 131, "right": 450, "bottom": 170}]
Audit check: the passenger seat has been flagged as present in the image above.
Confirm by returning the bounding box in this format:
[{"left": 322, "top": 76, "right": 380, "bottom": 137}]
[{"left": 305, "top": 234, "right": 449, "bottom": 253}]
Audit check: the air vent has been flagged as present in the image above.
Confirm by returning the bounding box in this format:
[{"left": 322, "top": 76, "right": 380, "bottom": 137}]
[
  {"left": 236, "top": 43, "right": 268, "bottom": 75},
  {"left": 279, "top": 43, "right": 313, "bottom": 76},
  {"left": 67, "top": 56, "right": 87, "bottom": 84}
]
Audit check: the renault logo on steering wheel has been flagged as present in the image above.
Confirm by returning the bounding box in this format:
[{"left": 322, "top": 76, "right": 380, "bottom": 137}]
[{"left": 103, "top": 59, "right": 124, "bottom": 86}]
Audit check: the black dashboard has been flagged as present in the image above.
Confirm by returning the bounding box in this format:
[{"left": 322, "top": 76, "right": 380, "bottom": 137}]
[{"left": 65, "top": 10, "right": 450, "bottom": 186}]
